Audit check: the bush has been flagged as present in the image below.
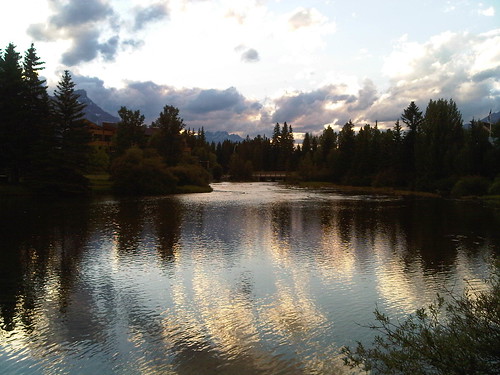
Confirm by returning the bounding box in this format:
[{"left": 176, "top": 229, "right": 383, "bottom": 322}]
[
  {"left": 488, "top": 176, "right": 500, "bottom": 195},
  {"left": 168, "top": 164, "right": 210, "bottom": 188},
  {"left": 451, "top": 175, "right": 491, "bottom": 197},
  {"left": 342, "top": 263, "right": 500, "bottom": 375},
  {"left": 111, "top": 147, "right": 177, "bottom": 195}
]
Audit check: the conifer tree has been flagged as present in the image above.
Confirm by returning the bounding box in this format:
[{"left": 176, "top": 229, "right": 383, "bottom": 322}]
[
  {"left": 0, "top": 43, "right": 25, "bottom": 183},
  {"left": 50, "top": 70, "right": 90, "bottom": 193},
  {"left": 22, "top": 44, "right": 52, "bottom": 179},
  {"left": 401, "top": 101, "right": 423, "bottom": 186}
]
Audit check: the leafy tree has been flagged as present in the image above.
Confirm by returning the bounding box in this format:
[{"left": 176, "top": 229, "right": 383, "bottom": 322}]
[
  {"left": 342, "top": 263, "right": 500, "bottom": 375},
  {"left": 111, "top": 147, "right": 177, "bottom": 195},
  {"left": 151, "top": 105, "right": 185, "bottom": 166},
  {"left": 114, "top": 106, "right": 146, "bottom": 155}
]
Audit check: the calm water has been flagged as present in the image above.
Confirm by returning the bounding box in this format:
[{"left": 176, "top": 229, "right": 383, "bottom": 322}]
[{"left": 1, "top": 182, "right": 499, "bottom": 375}]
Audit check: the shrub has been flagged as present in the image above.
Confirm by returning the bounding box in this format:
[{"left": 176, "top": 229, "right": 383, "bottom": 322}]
[
  {"left": 168, "top": 164, "right": 210, "bottom": 187},
  {"left": 342, "top": 262, "right": 500, "bottom": 375},
  {"left": 111, "top": 147, "right": 177, "bottom": 195},
  {"left": 489, "top": 176, "right": 500, "bottom": 195},
  {"left": 451, "top": 175, "right": 491, "bottom": 197}
]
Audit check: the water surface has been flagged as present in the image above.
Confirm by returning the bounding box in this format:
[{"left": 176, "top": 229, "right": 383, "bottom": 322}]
[{"left": 1, "top": 182, "right": 498, "bottom": 374}]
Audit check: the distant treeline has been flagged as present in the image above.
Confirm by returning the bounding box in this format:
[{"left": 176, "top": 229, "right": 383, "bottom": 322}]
[
  {"left": 2, "top": 43, "right": 500, "bottom": 196},
  {"left": 214, "top": 101, "right": 500, "bottom": 196}
]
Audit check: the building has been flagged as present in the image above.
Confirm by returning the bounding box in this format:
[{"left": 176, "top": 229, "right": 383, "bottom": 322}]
[{"left": 86, "top": 120, "right": 118, "bottom": 150}]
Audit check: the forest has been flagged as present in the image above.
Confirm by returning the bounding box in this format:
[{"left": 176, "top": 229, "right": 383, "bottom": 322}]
[{"left": 1, "top": 43, "right": 500, "bottom": 196}]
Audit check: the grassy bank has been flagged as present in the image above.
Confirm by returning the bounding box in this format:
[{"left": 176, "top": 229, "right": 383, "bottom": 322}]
[
  {"left": 86, "top": 174, "right": 113, "bottom": 194},
  {"left": 86, "top": 174, "right": 213, "bottom": 195},
  {"left": 481, "top": 195, "right": 500, "bottom": 208},
  {"left": 0, "top": 183, "right": 32, "bottom": 196},
  {"left": 292, "top": 181, "right": 440, "bottom": 198}
]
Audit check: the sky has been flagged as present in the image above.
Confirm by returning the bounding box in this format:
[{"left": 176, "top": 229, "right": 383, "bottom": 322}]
[{"left": 1, "top": 0, "right": 499, "bottom": 137}]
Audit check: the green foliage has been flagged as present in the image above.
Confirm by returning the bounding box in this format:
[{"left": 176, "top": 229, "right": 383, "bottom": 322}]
[
  {"left": 488, "top": 176, "right": 500, "bottom": 195},
  {"left": 417, "top": 98, "right": 464, "bottom": 183},
  {"left": 49, "top": 70, "right": 90, "bottom": 193},
  {"left": 151, "top": 105, "right": 185, "bottom": 166},
  {"left": 211, "top": 163, "right": 223, "bottom": 181},
  {"left": 0, "top": 43, "right": 30, "bottom": 183},
  {"left": 114, "top": 106, "right": 146, "bottom": 155},
  {"left": 88, "top": 146, "right": 110, "bottom": 173},
  {"left": 168, "top": 164, "right": 210, "bottom": 188},
  {"left": 111, "top": 147, "right": 177, "bottom": 195},
  {"left": 229, "top": 153, "right": 253, "bottom": 180},
  {"left": 342, "top": 263, "right": 500, "bottom": 374},
  {"left": 451, "top": 176, "right": 491, "bottom": 198}
]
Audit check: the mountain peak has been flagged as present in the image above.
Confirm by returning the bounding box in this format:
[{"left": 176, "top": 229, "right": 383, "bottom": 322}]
[{"left": 75, "top": 89, "right": 120, "bottom": 125}]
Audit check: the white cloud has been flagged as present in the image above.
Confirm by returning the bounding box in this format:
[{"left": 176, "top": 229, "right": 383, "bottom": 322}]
[{"left": 478, "top": 6, "right": 495, "bottom": 16}]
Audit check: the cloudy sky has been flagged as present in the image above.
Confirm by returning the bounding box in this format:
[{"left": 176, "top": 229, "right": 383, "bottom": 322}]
[{"left": 2, "top": 0, "right": 499, "bottom": 136}]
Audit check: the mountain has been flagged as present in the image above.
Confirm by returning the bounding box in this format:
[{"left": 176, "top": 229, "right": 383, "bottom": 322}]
[
  {"left": 75, "top": 89, "right": 120, "bottom": 124},
  {"left": 481, "top": 111, "right": 500, "bottom": 124},
  {"left": 205, "top": 131, "right": 243, "bottom": 144}
]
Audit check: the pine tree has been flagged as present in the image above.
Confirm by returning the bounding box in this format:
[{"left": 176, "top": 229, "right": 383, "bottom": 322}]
[
  {"left": 22, "top": 43, "right": 52, "bottom": 181},
  {"left": 0, "top": 43, "right": 25, "bottom": 183},
  {"left": 50, "top": 70, "right": 90, "bottom": 193},
  {"left": 401, "top": 101, "right": 423, "bottom": 186}
]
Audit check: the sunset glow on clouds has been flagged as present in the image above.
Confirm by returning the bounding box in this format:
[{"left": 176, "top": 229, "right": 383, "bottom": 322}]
[{"left": 2, "top": 0, "right": 499, "bottom": 135}]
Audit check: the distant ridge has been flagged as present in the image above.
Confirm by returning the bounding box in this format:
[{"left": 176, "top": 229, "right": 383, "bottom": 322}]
[
  {"left": 481, "top": 111, "right": 500, "bottom": 124},
  {"left": 205, "top": 131, "right": 243, "bottom": 144},
  {"left": 75, "top": 89, "right": 120, "bottom": 125}
]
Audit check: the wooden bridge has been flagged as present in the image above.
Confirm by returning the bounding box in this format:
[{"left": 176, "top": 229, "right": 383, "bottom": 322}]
[{"left": 253, "top": 171, "right": 289, "bottom": 181}]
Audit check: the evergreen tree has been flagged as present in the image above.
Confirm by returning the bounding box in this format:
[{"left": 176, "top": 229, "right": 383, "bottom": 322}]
[
  {"left": 333, "top": 121, "right": 356, "bottom": 181},
  {"left": 302, "top": 132, "right": 312, "bottom": 156},
  {"left": 417, "top": 98, "right": 463, "bottom": 190},
  {"left": 401, "top": 101, "right": 423, "bottom": 186},
  {"left": 319, "top": 125, "right": 337, "bottom": 164},
  {"left": 22, "top": 43, "right": 52, "bottom": 181},
  {"left": 280, "top": 122, "right": 295, "bottom": 170},
  {"left": 50, "top": 70, "right": 90, "bottom": 193},
  {"left": 0, "top": 43, "right": 25, "bottom": 183}
]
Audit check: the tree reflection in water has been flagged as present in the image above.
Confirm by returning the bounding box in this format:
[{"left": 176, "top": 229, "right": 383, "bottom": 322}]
[{"left": 0, "top": 184, "right": 498, "bottom": 374}]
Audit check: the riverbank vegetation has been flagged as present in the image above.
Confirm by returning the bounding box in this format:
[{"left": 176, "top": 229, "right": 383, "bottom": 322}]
[
  {"left": 215, "top": 102, "right": 500, "bottom": 198},
  {"left": 2, "top": 42, "right": 499, "bottom": 197},
  {"left": 0, "top": 43, "right": 213, "bottom": 195},
  {"left": 342, "top": 262, "right": 500, "bottom": 374}
]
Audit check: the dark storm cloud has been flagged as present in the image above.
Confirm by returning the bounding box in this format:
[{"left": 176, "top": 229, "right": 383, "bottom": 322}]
[
  {"left": 241, "top": 48, "right": 260, "bottom": 62},
  {"left": 61, "top": 30, "right": 120, "bottom": 65},
  {"left": 72, "top": 75, "right": 264, "bottom": 134},
  {"left": 472, "top": 66, "right": 500, "bottom": 82},
  {"left": 186, "top": 88, "right": 249, "bottom": 114},
  {"left": 27, "top": 0, "right": 120, "bottom": 66},
  {"left": 134, "top": 3, "right": 169, "bottom": 31}
]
